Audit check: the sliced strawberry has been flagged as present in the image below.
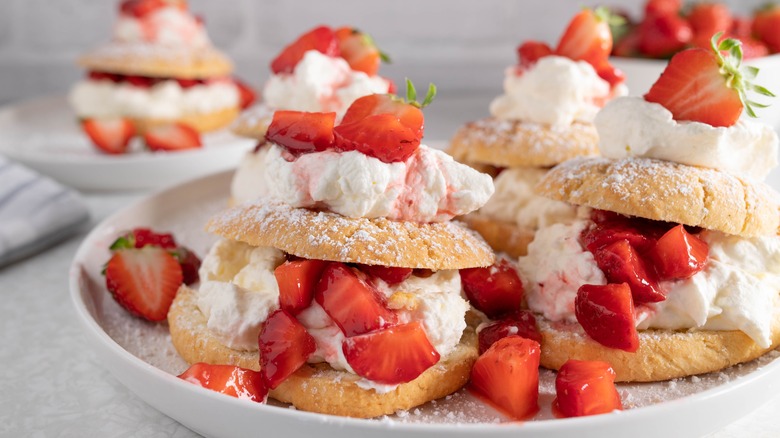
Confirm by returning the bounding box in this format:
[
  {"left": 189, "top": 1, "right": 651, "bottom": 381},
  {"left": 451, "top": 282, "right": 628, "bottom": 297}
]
[
  {"left": 144, "top": 123, "right": 202, "bottom": 152},
  {"left": 274, "top": 259, "right": 328, "bottom": 315},
  {"left": 343, "top": 321, "right": 439, "bottom": 385},
  {"left": 517, "top": 40, "right": 553, "bottom": 68},
  {"left": 88, "top": 71, "right": 121, "bottom": 82},
  {"left": 104, "top": 247, "right": 184, "bottom": 321},
  {"left": 687, "top": 3, "right": 732, "bottom": 38},
  {"left": 341, "top": 94, "right": 424, "bottom": 138},
  {"left": 233, "top": 77, "right": 257, "bottom": 110},
  {"left": 335, "top": 27, "right": 385, "bottom": 76},
  {"left": 580, "top": 218, "right": 654, "bottom": 254},
  {"left": 173, "top": 246, "right": 201, "bottom": 286},
  {"left": 258, "top": 309, "right": 316, "bottom": 389},
  {"left": 575, "top": 283, "right": 639, "bottom": 352},
  {"left": 178, "top": 363, "right": 267, "bottom": 403},
  {"left": 357, "top": 264, "right": 413, "bottom": 286},
  {"left": 555, "top": 8, "right": 614, "bottom": 68},
  {"left": 315, "top": 262, "right": 397, "bottom": 336},
  {"left": 333, "top": 113, "right": 419, "bottom": 163},
  {"left": 270, "top": 26, "right": 339, "bottom": 74},
  {"left": 477, "top": 310, "right": 541, "bottom": 354},
  {"left": 594, "top": 239, "right": 664, "bottom": 304},
  {"left": 460, "top": 259, "right": 524, "bottom": 319},
  {"left": 265, "top": 110, "right": 335, "bottom": 155},
  {"left": 553, "top": 360, "right": 622, "bottom": 417},
  {"left": 644, "top": 0, "right": 682, "bottom": 17},
  {"left": 125, "top": 75, "right": 157, "bottom": 88},
  {"left": 637, "top": 14, "right": 692, "bottom": 58},
  {"left": 120, "top": 0, "right": 168, "bottom": 18},
  {"left": 469, "top": 336, "right": 540, "bottom": 420},
  {"left": 652, "top": 224, "right": 709, "bottom": 280},
  {"left": 175, "top": 78, "right": 202, "bottom": 89},
  {"left": 753, "top": 4, "right": 780, "bottom": 53},
  {"left": 82, "top": 118, "right": 135, "bottom": 155}
]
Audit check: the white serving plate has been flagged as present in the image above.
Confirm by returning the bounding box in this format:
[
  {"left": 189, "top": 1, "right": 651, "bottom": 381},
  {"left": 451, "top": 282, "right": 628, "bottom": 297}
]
[
  {"left": 69, "top": 170, "right": 780, "bottom": 438},
  {"left": 0, "top": 95, "right": 255, "bottom": 191}
]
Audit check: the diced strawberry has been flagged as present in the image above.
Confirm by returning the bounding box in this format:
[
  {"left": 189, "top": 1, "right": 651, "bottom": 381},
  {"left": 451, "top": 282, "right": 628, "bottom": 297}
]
[
  {"left": 341, "top": 94, "right": 424, "bottom": 138},
  {"left": 580, "top": 220, "right": 654, "bottom": 253},
  {"left": 460, "top": 260, "right": 524, "bottom": 319},
  {"left": 553, "top": 360, "right": 622, "bottom": 417},
  {"left": 265, "top": 110, "right": 336, "bottom": 155},
  {"left": 233, "top": 77, "right": 257, "bottom": 110},
  {"left": 270, "top": 26, "right": 339, "bottom": 74},
  {"left": 555, "top": 8, "right": 614, "bottom": 68},
  {"left": 125, "top": 75, "right": 156, "bottom": 88},
  {"left": 575, "top": 283, "right": 639, "bottom": 352},
  {"left": 120, "top": 0, "right": 167, "bottom": 18},
  {"left": 176, "top": 78, "right": 202, "bottom": 88},
  {"left": 113, "top": 227, "right": 177, "bottom": 250},
  {"left": 82, "top": 118, "right": 136, "bottom": 155},
  {"left": 478, "top": 310, "right": 541, "bottom": 354},
  {"left": 469, "top": 336, "right": 540, "bottom": 420},
  {"left": 144, "top": 123, "right": 202, "bottom": 152},
  {"left": 594, "top": 60, "right": 626, "bottom": 88},
  {"left": 357, "top": 264, "right": 413, "bottom": 286},
  {"left": 104, "top": 247, "right": 184, "bottom": 321},
  {"left": 314, "top": 262, "right": 397, "bottom": 336},
  {"left": 343, "top": 321, "right": 440, "bottom": 385},
  {"left": 335, "top": 27, "right": 384, "bottom": 76},
  {"left": 173, "top": 246, "right": 201, "bottom": 286},
  {"left": 333, "top": 113, "right": 419, "bottom": 163},
  {"left": 517, "top": 40, "right": 553, "bottom": 68},
  {"left": 652, "top": 224, "right": 709, "bottom": 280},
  {"left": 258, "top": 309, "right": 316, "bottom": 389},
  {"left": 753, "top": 4, "right": 780, "bottom": 53},
  {"left": 594, "top": 239, "right": 664, "bottom": 304},
  {"left": 644, "top": 0, "right": 682, "bottom": 17},
  {"left": 88, "top": 71, "right": 120, "bottom": 82},
  {"left": 274, "top": 259, "right": 328, "bottom": 315},
  {"left": 687, "top": 3, "right": 732, "bottom": 38},
  {"left": 178, "top": 363, "right": 268, "bottom": 403}
]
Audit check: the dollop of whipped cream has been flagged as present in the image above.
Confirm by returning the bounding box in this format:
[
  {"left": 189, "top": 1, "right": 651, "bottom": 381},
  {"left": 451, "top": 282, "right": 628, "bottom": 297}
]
[
  {"left": 69, "top": 78, "right": 238, "bottom": 119},
  {"left": 519, "top": 220, "right": 780, "bottom": 347},
  {"left": 489, "top": 56, "right": 623, "bottom": 127},
  {"left": 263, "top": 50, "right": 391, "bottom": 119},
  {"left": 114, "top": 5, "right": 210, "bottom": 47},
  {"left": 479, "top": 167, "right": 585, "bottom": 229},
  {"left": 234, "top": 144, "right": 495, "bottom": 223},
  {"left": 596, "top": 97, "right": 780, "bottom": 181}
]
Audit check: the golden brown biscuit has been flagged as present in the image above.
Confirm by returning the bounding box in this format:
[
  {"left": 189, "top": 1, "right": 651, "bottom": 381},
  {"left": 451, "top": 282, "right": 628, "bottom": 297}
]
[
  {"left": 448, "top": 117, "right": 599, "bottom": 168},
  {"left": 231, "top": 105, "right": 272, "bottom": 140},
  {"left": 169, "top": 286, "right": 479, "bottom": 418},
  {"left": 460, "top": 213, "right": 535, "bottom": 258},
  {"left": 131, "top": 106, "right": 239, "bottom": 134},
  {"left": 538, "top": 157, "right": 780, "bottom": 238},
  {"left": 78, "top": 44, "right": 233, "bottom": 79},
  {"left": 206, "top": 200, "right": 495, "bottom": 270},
  {"left": 536, "top": 313, "right": 780, "bottom": 382}
]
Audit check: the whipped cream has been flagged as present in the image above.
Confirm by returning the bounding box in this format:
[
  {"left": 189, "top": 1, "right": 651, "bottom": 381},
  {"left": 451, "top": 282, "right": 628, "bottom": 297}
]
[
  {"left": 490, "top": 56, "right": 623, "bottom": 127},
  {"left": 236, "top": 144, "right": 494, "bottom": 223},
  {"left": 263, "top": 50, "right": 390, "bottom": 119},
  {"left": 114, "top": 6, "right": 209, "bottom": 47},
  {"left": 596, "top": 97, "right": 780, "bottom": 181},
  {"left": 69, "top": 78, "right": 239, "bottom": 119},
  {"left": 519, "top": 220, "right": 780, "bottom": 347},
  {"left": 479, "top": 167, "right": 584, "bottom": 229}
]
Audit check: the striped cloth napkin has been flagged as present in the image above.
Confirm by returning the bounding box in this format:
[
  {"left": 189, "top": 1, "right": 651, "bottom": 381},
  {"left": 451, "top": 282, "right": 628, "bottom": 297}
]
[{"left": 0, "top": 156, "right": 89, "bottom": 267}]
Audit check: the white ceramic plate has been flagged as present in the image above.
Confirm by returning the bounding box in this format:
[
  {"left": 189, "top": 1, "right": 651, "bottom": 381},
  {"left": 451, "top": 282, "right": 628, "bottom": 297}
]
[
  {"left": 0, "top": 95, "right": 255, "bottom": 191},
  {"left": 69, "top": 170, "right": 780, "bottom": 438}
]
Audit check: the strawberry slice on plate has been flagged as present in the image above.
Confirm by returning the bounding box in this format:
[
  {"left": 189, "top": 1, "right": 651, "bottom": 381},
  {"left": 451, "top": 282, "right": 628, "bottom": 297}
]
[
  {"left": 178, "top": 363, "right": 268, "bottom": 403},
  {"left": 343, "top": 321, "right": 440, "bottom": 385},
  {"left": 575, "top": 283, "right": 639, "bottom": 352},
  {"left": 469, "top": 336, "right": 540, "bottom": 420},
  {"left": 553, "top": 359, "right": 622, "bottom": 417},
  {"left": 258, "top": 309, "right": 316, "bottom": 389},
  {"left": 82, "top": 118, "right": 136, "bottom": 155},
  {"left": 104, "top": 246, "right": 184, "bottom": 321},
  {"left": 335, "top": 27, "right": 389, "bottom": 76},
  {"left": 270, "top": 26, "right": 339, "bottom": 74},
  {"left": 265, "top": 110, "right": 336, "bottom": 155},
  {"left": 460, "top": 259, "right": 524, "bottom": 319},
  {"left": 477, "top": 310, "right": 541, "bottom": 354},
  {"left": 274, "top": 259, "right": 328, "bottom": 315},
  {"left": 144, "top": 123, "right": 202, "bottom": 152},
  {"left": 651, "top": 224, "right": 709, "bottom": 280}
]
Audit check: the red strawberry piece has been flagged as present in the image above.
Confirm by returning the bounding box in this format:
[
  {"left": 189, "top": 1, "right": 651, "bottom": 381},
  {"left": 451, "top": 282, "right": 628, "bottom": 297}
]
[
  {"left": 638, "top": 13, "right": 692, "bottom": 58},
  {"left": 343, "top": 321, "right": 440, "bottom": 385},
  {"left": 553, "top": 360, "right": 622, "bottom": 417},
  {"left": 594, "top": 60, "right": 626, "bottom": 88},
  {"left": 753, "top": 4, "right": 780, "bottom": 53},
  {"left": 580, "top": 220, "right": 654, "bottom": 253},
  {"left": 178, "top": 363, "right": 267, "bottom": 403},
  {"left": 173, "top": 246, "right": 201, "bottom": 286},
  {"left": 82, "top": 118, "right": 136, "bottom": 155},
  {"left": 124, "top": 75, "right": 156, "bottom": 88},
  {"left": 555, "top": 8, "right": 614, "bottom": 68},
  {"left": 120, "top": 0, "right": 167, "bottom": 18},
  {"left": 385, "top": 78, "right": 397, "bottom": 95},
  {"left": 144, "top": 122, "right": 202, "bottom": 152},
  {"left": 315, "top": 262, "right": 397, "bottom": 336},
  {"left": 270, "top": 26, "right": 339, "bottom": 74},
  {"left": 258, "top": 309, "right": 316, "bottom": 389},
  {"left": 575, "top": 283, "right": 639, "bottom": 352},
  {"left": 341, "top": 94, "right": 425, "bottom": 138},
  {"left": 274, "top": 259, "right": 328, "bottom": 315},
  {"left": 88, "top": 71, "right": 119, "bottom": 81},
  {"left": 612, "top": 28, "right": 641, "bottom": 57},
  {"left": 335, "top": 27, "right": 385, "bottom": 76},
  {"left": 517, "top": 40, "right": 553, "bottom": 68},
  {"left": 460, "top": 259, "right": 524, "bottom": 319},
  {"left": 265, "top": 110, "right": 336, "bottom": 155},
  {"left": 357, "top": 264, "right": 413, "bottom": 286},
  {"left": 105, "top": 247, "right": 184, "bottom": 321},
  {"left": 176, "top": 78, "right": 202, "bottom": 88},
  {"left": 333, "top": 113, "right": 419, "bottom": 163},
  {"left": 730, "top": 16, "right": 753, "bottom": 40},
  {"left": 233, "top": 77, "right": 257, "bottom": 110},
  {"left": 469, "top": 336, "right": 540, "bottom": 420},
  {"left": 687, "top": 3, "right": 732, "bottom": 38},
  {"left": 644, "top": 0, "right": 682, "bottom": 17},
  {"left": 738, "top": 38, "right": 770, "bottom": 59},
  {"left": 644, "top": 36, "right": 771, "bottom": 127},
  {"left": 594, "top": 239, "right": 664, "bottom": 304},
  {"left": 477, "top": 310, "right": 541, "bottom": 354},
  {"left": 128, "top": 227, "right": 177, "bottom": 249},
  {"left": 651, "top": 224, "right": 709, "bottom": 280}
]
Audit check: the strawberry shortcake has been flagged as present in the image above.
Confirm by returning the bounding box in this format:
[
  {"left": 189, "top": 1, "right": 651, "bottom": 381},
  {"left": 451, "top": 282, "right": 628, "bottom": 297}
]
[
  {"left": 449, "top": 8, "right": 627, "bottom": 258},
  {"left": 520, "top": 34, "right": 780, "bottom": 381},
  {"left": 168, "top": 85, "right": 500, "bottom": 417}
]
